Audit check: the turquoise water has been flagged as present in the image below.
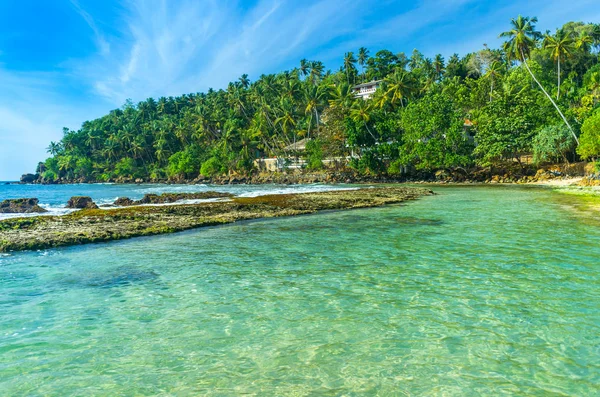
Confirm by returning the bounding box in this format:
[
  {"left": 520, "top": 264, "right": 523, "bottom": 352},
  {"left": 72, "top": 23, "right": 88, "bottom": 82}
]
[{"left": 1, "top": 185, "right": 599, "bottom": 395}]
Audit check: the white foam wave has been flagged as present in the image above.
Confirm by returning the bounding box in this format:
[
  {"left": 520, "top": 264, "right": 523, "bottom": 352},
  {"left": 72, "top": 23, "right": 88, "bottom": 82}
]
[
  {"left": 0, "top": 204, "right": 76, "bottom": 221},
  {"left": 236, "top": 185, "right": 357, "bottom": 198}
]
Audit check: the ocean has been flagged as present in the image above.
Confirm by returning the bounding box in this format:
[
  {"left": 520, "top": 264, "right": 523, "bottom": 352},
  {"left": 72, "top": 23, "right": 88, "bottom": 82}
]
[{"left": 1, "top": 184, "right": 599, "bottom": 395}]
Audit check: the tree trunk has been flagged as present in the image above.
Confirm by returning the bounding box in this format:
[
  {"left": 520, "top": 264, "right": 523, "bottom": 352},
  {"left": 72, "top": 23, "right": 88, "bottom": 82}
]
[
  {"left": 364, "top": 122, "right": 377, "bottom": 141},
  {"left": 520, "top": 50, "right": 579, "bottom": 145},
  {"left": 557, "top": 56, "right": 561, "bottom": 100}
]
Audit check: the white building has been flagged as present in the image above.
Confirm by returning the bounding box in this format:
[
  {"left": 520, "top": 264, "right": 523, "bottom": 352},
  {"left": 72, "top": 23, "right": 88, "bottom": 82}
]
[{"left": 352, "top": 80, "right": 382, "bottom": 99}]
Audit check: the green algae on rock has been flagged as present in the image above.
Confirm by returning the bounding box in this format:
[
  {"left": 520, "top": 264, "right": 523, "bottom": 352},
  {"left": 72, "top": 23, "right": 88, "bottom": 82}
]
[{"left": 0, "top": 187, "right": 433, "bottom": 252}]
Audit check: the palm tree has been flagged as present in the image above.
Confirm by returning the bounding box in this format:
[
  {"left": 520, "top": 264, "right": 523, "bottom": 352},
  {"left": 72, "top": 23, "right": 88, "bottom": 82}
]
[
  {"left": 238, "top": 74, "right": 250, "bottom": 89},
  {"left": 309, "top": 61, "right": 324, "bottom": 85},
  {"left": 47, "top": 141, "right": 62, "bottom": 156},
  {"left": 303, "top": 84, "right": 329, "bottom": 137},
  {"left": 343, "top": 52, "right": 357, "bottom": 85},
  {"left": 591, "top": 24, "right": 600, "bottom": 52},
  {"left": 357, "top": 47, "right": 369, "bottom": 82},
  {"left": 483, "top": 61, "right": 504, "bottom": 102},
  {"left": 383, "top": 70, "right": 414, "bottom": 108},
  {"left": 433, "top": 54, "right": 445, "bottom": 80},
  {"left": 500, "top": 15, "right": 579, "bottom": 145},
  {"left": 350, "top": 100, "right": 376, "bottom": 141},
  {"left": 543, "top": 29, "right": 575, "bottom": 99},
  {"left": 299, "top": 59, "right": 310, "bottom": 78},
  {"left": 329, "top": 83, "right": 355, "bottom": 111}
]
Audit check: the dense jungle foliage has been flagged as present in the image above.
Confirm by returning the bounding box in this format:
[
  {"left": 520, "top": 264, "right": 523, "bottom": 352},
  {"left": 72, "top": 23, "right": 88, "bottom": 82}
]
[{"left": 39, "top": 16, "right": 600, "bottom": 181}]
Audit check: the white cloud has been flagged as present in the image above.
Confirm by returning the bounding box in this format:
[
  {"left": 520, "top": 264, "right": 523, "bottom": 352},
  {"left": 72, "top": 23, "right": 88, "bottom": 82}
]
[{"left": 69, "top": 0, "right": 111, "bottom": 55}]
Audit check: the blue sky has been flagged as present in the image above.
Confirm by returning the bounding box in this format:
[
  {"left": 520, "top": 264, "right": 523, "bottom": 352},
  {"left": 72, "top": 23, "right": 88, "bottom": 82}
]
[{"left": 1, "top": 0, "right": 599, "bottom": 180}]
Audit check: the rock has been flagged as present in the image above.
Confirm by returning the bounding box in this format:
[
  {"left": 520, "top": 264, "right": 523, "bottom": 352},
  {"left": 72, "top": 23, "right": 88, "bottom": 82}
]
[
  {"left": 0, "top": 198, "right": 48, "bottom": 213},
  {"left": 135, "top": 178, "right": 144, "bottom": 184},
  {"left": 20, "top": 173, "right": 38, "bottom": 183},
  {"left": 114, "top": 197, "right": 135, "bottom": 206},
  {"left": 66, "top": 196, "right": 99, "bottom": 209}
]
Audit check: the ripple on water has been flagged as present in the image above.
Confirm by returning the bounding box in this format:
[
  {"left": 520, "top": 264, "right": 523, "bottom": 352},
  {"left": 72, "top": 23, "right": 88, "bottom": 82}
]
[{"left": 0, "top": 186, "right": 599, "bottom": 395}]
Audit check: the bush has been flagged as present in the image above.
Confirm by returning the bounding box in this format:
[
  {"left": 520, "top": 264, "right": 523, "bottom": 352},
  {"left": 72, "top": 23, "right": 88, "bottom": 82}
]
[
  {"left": 42, "top": 170, "right": 57, "bottom": 181},
  {"left": 114, "top": 158, "right": 139, "bottom": 178},
  {"left": 305, "top": 139, "right": 324, "bottom": 170},
  {"left": 532, "top": 124, "right": 575, "bottom": 164},
  {"left": 387, "top": 159, "right": 405, "bottom": 176},
  {"left": 167, "top": 145, "right": 205, "bottom": 179},
  {"left": 577, "top": 111, "right": 600, "bottom": 160},
  {"left": 200, "top": 156, "right": 224, "bottom": 177},
  {"left": 349, "top": 150, "right": 385, "bottom": 175},
  {"left": 74, "top": 158, "right": 94, "bottom": 178}
]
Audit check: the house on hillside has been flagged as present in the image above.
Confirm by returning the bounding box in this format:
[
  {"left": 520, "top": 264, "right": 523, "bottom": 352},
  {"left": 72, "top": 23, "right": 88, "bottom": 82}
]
[{"left": 352, "top": 80, "right": 382, "bottom": 99}]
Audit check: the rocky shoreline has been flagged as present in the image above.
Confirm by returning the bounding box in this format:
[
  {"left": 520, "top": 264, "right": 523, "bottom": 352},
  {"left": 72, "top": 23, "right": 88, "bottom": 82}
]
[
  {"left": 17, "top": 162, "right": 599, "bottom": 186},
  {"left": 0, "top": 187, "right": 433, "bottom": 253}
]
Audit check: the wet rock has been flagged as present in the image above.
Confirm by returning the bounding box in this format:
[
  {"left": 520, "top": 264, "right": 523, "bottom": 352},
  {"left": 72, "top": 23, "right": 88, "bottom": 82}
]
[
  {"left": 66, "top": 196, "right": 99, "bottom": 209},
  {"left": 0, "top": 198, "right": 48, "bottom": 213},
  {"left": 114, "top": 197, "right": 135, "bottom": 206}
]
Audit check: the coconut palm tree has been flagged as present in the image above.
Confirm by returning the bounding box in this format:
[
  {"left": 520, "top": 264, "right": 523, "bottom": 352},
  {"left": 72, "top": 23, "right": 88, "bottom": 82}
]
[
  {"left": 350, "top": 100, "right": 376, "bottom": 141},
  {"left": 483, "top": 61, "right": 504, "bottom": 102},
  {"left": 329, "top": 83, "right": 355, "bottom": 111},
  {"left": 500, "top": 15, "right": 579, "bottom": 145},
  {"left": 299, "top": 59, "right": 310, "bottom": 78},
  {"left": 238, "top": 74, "right": 250, "bottom": 89},
  {"left": 383, "top": 69, "right": 414, "bottom": 108},
  {"left": 543, "top": 29, "right": 575, "bottom": 99},
  {"left": 303, "top": 84, "right": 329, "bottom": 137},
  {"left": 357, "top": 47, "right": 369, "bottom": 82},
  {"left": 343, "top": 52, "right": 358, "bottom": 85},
  {"left": 47, "top": 141, "right": 63, "bottom": 156},
  {"left": 433, "top": 54, "right": 445, "bottom": 80}
]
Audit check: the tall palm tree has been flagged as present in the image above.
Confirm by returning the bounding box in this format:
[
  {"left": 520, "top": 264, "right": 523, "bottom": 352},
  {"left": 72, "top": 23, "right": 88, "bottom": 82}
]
[
  {"left": 357, "top": 47, "right": 369, "bottom": 82},
  {"left": 500, "top": 15, "right": 579, "bottom": 145},
  {"left": 299, "top": 59, "right": 310, "bottom": 78},
  {"left": 303, "top": 84, "right": 329, "bottom": 137},
  {"left": 483, "top": 61, "right": 504, "bottom": 102},
  {"left": 309, "top": 61, "right": 324, "bottom": 85},
  {"left": 433, "top": 54, "right": 445, "bottom": 80},
  {"left": 343, "top": 52, "right": 358, "bottom": 85},
  {"left": 238, "top": 74, "right": 250, "bottom": 89},
  {"left": 543, "top": 29, "right": 575, "bottom": 99}
]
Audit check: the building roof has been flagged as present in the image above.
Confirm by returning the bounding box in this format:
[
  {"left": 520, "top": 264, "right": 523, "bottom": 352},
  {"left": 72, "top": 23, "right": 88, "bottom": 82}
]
[
  {"left": 352, "top": 80, "right": 383, "bottom": 89},
  {"left": 284, "top": 138, "right": 310, "bottom": 151}
]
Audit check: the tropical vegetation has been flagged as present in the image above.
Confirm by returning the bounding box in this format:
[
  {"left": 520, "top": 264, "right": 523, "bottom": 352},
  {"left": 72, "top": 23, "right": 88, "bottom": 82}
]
[{"left": 38, "top": 17, "right": 600, "bottom": 182}]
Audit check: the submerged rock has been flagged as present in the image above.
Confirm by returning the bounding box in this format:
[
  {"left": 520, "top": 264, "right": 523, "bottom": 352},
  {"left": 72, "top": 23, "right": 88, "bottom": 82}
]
[
  {"left": 84, "top": 267, "right": 160, "bottom": 288},
  {"left": 66, "top": 196, "right": 99, "bottom": 209},
  {"left": 0, "top": 198, "right": 48, "bottom": 213}
]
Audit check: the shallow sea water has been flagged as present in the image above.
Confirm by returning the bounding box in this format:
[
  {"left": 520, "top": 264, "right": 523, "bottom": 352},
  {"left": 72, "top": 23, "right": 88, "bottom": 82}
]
[{"left": 1, "top": 185, "right": 599, "bottom": 395}]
